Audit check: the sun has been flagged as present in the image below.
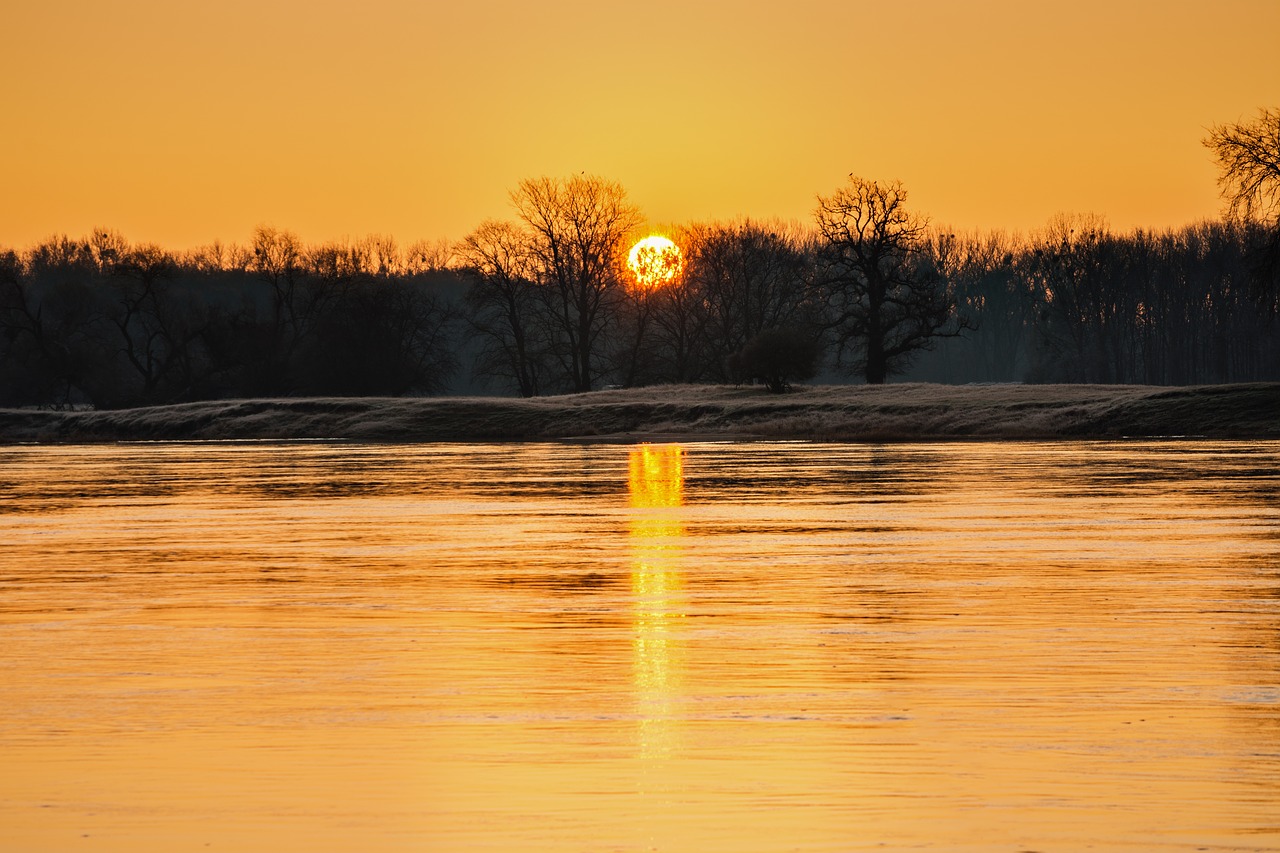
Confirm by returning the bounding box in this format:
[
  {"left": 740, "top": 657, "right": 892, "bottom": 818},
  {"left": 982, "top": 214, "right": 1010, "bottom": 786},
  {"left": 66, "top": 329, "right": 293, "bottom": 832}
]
[{"left": 627, "top": 235, "right": 684, "bottom": 290}]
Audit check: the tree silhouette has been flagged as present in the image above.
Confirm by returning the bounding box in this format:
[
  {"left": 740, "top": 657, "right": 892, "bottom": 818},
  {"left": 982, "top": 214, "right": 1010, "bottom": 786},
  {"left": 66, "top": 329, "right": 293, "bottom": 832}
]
[
  {"left": 928, "top": 230, "right": 1034, "bottom": 382},
  {"left": 1205, "top": 108, "right": 1280, "bottom": 222},
  {"left": 726, "top": 326, "right": 822, "bottom": 393},
  {"left": 1205, "top": 108, "right": 1280, "bottom": 304},
  {"left": 458, "top": 219, "right": 547, "bottom": 396},
  {"left": 511, "top": 175, "right": 642, "bottom": 393},
  {"left": 105, "top": 243, "right": 209, "bottom": 405},
  {"left": 814, "top": 177, "right": 966, "bottom": 383},
  {"left": 681, "top": 221, "right": 818, "bottom": 382}
]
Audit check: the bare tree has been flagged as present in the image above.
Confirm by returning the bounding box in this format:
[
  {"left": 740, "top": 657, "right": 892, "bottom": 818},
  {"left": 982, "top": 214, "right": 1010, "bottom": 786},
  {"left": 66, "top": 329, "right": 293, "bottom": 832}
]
[
  {"left": 1205, "top": 108, "right": 1280, "bottom": 304},
  {"left": 1022, "top": 214, "right": 1128, "bottom": 383},
  {"left": 106, "top": 244, "right": 214, "bottom": 404},
  {"left": 511, "top": 175, "right": 642, "bottom": 393},
  {"left": 457, "top": 219, "right": 547, "bottom": 396},
  {"left": 1205, "top": 108, "right": 1280, "bottom": 221},
  {"left": 10, "top": 236, "right": 117, "bottom": 406},
  {"left": 88, "top": 228, "right": 130, "bottom": 272},
  {"left": 363, "top": 234, "right": 400, "bottom": 276},
  {"left": 251, "top": 225, "right": 304, "bottom": 345},
  {"left": 928, "top": 229, "right": 1035, "bottom": 382},
  {"left": 181, "top": 240, "right": 253, "bottom": 273},
  {"left": 681, "top": 220, "right": 818, "bottom": 381},
  {"left": 625, "top": 250, "right": 709, "bottom": 384},
  {"left": 814, "top": 177, "right": 967, "bottom": 384},
  {"left": 251, "top": 224, "right": 336, "bottom": 388},
  {"left": 405, "top": 238, "right": 455, "bottom": 273}
]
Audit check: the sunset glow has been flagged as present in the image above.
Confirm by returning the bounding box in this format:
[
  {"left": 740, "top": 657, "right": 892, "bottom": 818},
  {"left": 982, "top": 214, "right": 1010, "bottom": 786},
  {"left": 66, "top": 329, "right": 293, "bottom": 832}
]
[{"left": 3, "top": 1, "right": 1278, "bottom": 248}]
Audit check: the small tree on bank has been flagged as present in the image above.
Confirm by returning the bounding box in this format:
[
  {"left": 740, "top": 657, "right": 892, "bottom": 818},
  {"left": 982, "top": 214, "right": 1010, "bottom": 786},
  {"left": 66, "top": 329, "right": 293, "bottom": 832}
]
[{"left": 726, "top": 326, "right": 823, "bottom": 393}]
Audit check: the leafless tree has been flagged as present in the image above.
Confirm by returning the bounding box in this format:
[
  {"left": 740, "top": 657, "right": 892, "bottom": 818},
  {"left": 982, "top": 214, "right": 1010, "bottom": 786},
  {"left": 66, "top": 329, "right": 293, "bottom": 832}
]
[
  {"left": 627, "top": 251, "right": 709, "bottom": 383},
  {"left": 1205, "top": 108, "right": 1280, "bottom": 303},
  {"left": 1205, "top": 108, "right": 1280, "bottom": 221},
  {"left": 405, "top": 238, "right": 455, "bottom": 273},
  {"left": 251, "top": 224, "right": 333, "bottom": 385},
  {"left": 679, "top": 220, "right": 818, "bottom": 381},
  {"left": 88, "top": 228, "right": 129, "bottom": 272},
  {"left": 457, "top": 219, "right": 547, "bottom": 396},
  {"left": 251, "top": 225, "right": 304, "bottom": 336},
  {"left": 106, "top": 243, "right": 213, "bottom": 403},
  {"left": 511, "top": 175, "right": 642, "bottom": 393},
  {"left": 6, "top": 237, "right": 115, "bottom": 405},
  {"left": 1021, "top": 214, "right": 1128, "bottom": 382},
  {"left": 181, "top": 240, "right": 253, "bottom": 273},
  {"left": 814, "top": 176, "right": 967, "bottom": 383},
  {"left": 926, "top": 229, "right": 1035, "bottom": 382}
]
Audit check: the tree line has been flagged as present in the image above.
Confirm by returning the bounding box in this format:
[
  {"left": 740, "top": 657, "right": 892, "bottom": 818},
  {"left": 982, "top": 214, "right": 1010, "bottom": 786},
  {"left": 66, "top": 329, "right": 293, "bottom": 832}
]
[
  {"left": 913, "top": 214, "right": 1278, "bottom": 385},
  {"left": 0, "top": 228, "right": 460, "bottom": 407},
  {"left": 3, "top": 109, "right": 1277, "bottom": 407},
  {"left": 460, "top": 181, "right": 1277, "bottom": 395}
]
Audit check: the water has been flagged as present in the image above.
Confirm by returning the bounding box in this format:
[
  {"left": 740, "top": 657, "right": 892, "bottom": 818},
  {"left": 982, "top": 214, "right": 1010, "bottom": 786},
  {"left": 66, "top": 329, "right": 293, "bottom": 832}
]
[{"left": 1, "top": 440, "right": 1277, "bottom": 852}]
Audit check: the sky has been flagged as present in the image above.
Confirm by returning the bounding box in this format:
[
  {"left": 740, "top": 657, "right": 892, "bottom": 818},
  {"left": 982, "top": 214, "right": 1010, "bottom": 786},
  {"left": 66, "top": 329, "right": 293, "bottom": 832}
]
[{"left": 3, "top": 0, "right": 1277, "bottom": 250}]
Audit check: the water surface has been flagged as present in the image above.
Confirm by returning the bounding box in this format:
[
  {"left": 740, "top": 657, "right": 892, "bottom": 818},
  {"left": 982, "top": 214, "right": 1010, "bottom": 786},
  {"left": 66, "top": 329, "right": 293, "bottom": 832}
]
[{"left": 1, "top": 441, "right": 1277, "bottom": 852}]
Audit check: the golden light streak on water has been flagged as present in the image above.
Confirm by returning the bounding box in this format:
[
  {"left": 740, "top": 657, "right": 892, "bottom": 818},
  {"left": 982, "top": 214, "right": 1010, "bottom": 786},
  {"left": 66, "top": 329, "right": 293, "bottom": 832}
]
[{"left": 628, "top": 445, "right": 686, "bottom": 760}]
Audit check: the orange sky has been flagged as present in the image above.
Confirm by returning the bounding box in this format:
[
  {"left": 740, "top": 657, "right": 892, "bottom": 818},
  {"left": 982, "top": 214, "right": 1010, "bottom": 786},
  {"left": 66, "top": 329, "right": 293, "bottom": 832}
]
[{"left": 3, "top": 0, "right": 1277, "bottom": 250}]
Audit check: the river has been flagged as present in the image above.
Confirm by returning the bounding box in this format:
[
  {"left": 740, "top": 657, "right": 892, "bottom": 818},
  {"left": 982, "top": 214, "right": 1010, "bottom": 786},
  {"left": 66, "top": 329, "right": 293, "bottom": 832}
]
[{"left": 1, "top": 441, "right": 1277, "bottom": 852}]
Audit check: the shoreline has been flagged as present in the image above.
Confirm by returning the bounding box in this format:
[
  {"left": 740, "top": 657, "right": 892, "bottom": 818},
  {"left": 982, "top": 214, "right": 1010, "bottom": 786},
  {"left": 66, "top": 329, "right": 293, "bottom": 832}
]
[{"left": 1, "top": 383, "right": 1277, "bottom": 444}]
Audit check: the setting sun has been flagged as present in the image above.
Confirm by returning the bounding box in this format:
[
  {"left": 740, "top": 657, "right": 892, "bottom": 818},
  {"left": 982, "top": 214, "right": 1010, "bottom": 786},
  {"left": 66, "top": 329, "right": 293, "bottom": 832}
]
[{"left": 627, "top": 235, "right": 684, "bottom": 290}]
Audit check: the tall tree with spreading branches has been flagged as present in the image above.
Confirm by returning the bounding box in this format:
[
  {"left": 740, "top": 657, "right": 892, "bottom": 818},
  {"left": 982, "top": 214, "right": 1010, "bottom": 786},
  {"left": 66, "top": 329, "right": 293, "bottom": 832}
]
[
  {"left": 1205, "top": 107, "right": 1280, "bottom": 221},
  {"left": 814, "top": 176, "right": 967, "bottom": 384},
  {"left": 511, "top": 175, "right": 642, "bottom": 393},
  {"left": 1205, "top": 108, "right": 1280, "bottom": 304}
]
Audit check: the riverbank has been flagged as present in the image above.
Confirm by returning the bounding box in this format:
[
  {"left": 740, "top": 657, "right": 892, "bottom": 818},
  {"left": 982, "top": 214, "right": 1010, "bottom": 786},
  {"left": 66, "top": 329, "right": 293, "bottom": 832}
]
[{"left": 1, "top": 383, "right": 1277, "bottom": 443}]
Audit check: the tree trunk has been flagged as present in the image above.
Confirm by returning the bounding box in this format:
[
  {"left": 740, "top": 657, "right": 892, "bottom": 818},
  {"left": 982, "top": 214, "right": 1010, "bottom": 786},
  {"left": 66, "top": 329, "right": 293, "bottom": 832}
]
[
  {"left": 865, "top": 284, "right": 887, "bottom": 384},
  {"left": 865, "top": 338, "right": 887, "bottom": 384}
]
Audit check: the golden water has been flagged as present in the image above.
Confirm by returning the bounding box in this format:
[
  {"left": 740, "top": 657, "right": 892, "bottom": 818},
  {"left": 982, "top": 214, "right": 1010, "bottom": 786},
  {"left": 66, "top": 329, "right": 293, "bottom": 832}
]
[{"left": 1, "top": 441, "right": 1277, "bottom": 852}]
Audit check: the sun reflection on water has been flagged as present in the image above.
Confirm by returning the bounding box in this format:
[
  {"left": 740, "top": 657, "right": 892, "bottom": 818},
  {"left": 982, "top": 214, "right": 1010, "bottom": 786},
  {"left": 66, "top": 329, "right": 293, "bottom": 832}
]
[{"left": 628, "top": 444, "right": 685, "bottom": 758}]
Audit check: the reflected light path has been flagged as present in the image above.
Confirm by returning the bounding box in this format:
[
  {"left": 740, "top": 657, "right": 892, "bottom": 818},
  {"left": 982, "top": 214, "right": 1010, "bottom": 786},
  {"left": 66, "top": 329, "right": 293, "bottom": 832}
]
[
  {"left": 628, "top": 444, "right": 685, "bottom": 759},
  {"left": 1, "top": 440, "right": 1277, "bottom": 852}
]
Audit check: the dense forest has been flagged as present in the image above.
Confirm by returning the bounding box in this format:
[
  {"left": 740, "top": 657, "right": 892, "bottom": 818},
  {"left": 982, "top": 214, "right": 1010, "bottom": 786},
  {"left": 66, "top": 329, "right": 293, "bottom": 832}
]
[
  {"left": 0, "top": 229, "right": 462, "bottom": 407},
  {"left": 3, "top": 110, "right": 1278, "bottom": 408},
  {"left": 1, "top": 209, "right": 1275, "bottom": 409}
]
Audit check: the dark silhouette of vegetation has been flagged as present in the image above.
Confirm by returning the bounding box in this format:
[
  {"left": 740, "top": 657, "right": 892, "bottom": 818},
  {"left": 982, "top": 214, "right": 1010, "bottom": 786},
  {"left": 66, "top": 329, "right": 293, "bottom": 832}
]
[
  {"left": 727, "top": 326, "right": 823, "bottom": 393},
  {"left": 4, "top": 148, "right": 1280, "bottom": 410},
  {"left": 1204, "top": 107, "right": 1280, "bottom": 307},
  {"left": 0, "top": 229, "right": 459, "bottom": 408},
  {"left": 814, "top": 177, "right": 968, "bottom": 383},
  {"left": 679, "top": 221, "right": 822, "bottom": 382},
  {"left": 458, "top": 176, "right": 642, "bottom": 395},
  {"left": 613, "top": 220, "right": 824, "bottom": 389},
  {"left": 457, "top": 220, "right": 546, "bottom": 397},
  {"left": 1206, "top": 108, "right": 1280, "bottom": 223},
  {"left": 510, "top": 175, "right": 643, "bottom": 393},
  {"left": 908, "top": 217, "right": 1279, "bottom": 384}
]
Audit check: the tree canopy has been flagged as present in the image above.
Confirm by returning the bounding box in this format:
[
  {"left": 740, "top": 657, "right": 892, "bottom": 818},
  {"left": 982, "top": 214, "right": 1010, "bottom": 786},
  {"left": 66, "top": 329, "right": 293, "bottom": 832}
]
[
  {"left": 1205, "top": 107, "right": 1280, "bottom": 222},
  {"left": 814, "top": 177, "right": 966, "bottom": 384}
]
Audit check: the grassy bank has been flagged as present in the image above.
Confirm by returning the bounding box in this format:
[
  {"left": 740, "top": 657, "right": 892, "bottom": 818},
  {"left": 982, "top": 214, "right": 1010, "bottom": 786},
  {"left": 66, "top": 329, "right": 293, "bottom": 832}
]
[{"left": 1, "top": 383, "right": 1277, "bottom": 443}]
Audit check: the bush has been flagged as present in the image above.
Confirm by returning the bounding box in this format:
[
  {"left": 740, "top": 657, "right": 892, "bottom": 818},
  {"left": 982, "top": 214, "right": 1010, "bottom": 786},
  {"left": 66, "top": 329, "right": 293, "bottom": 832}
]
[{"left": 726, "top": 326, "right": 823, "bottom": 393}]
